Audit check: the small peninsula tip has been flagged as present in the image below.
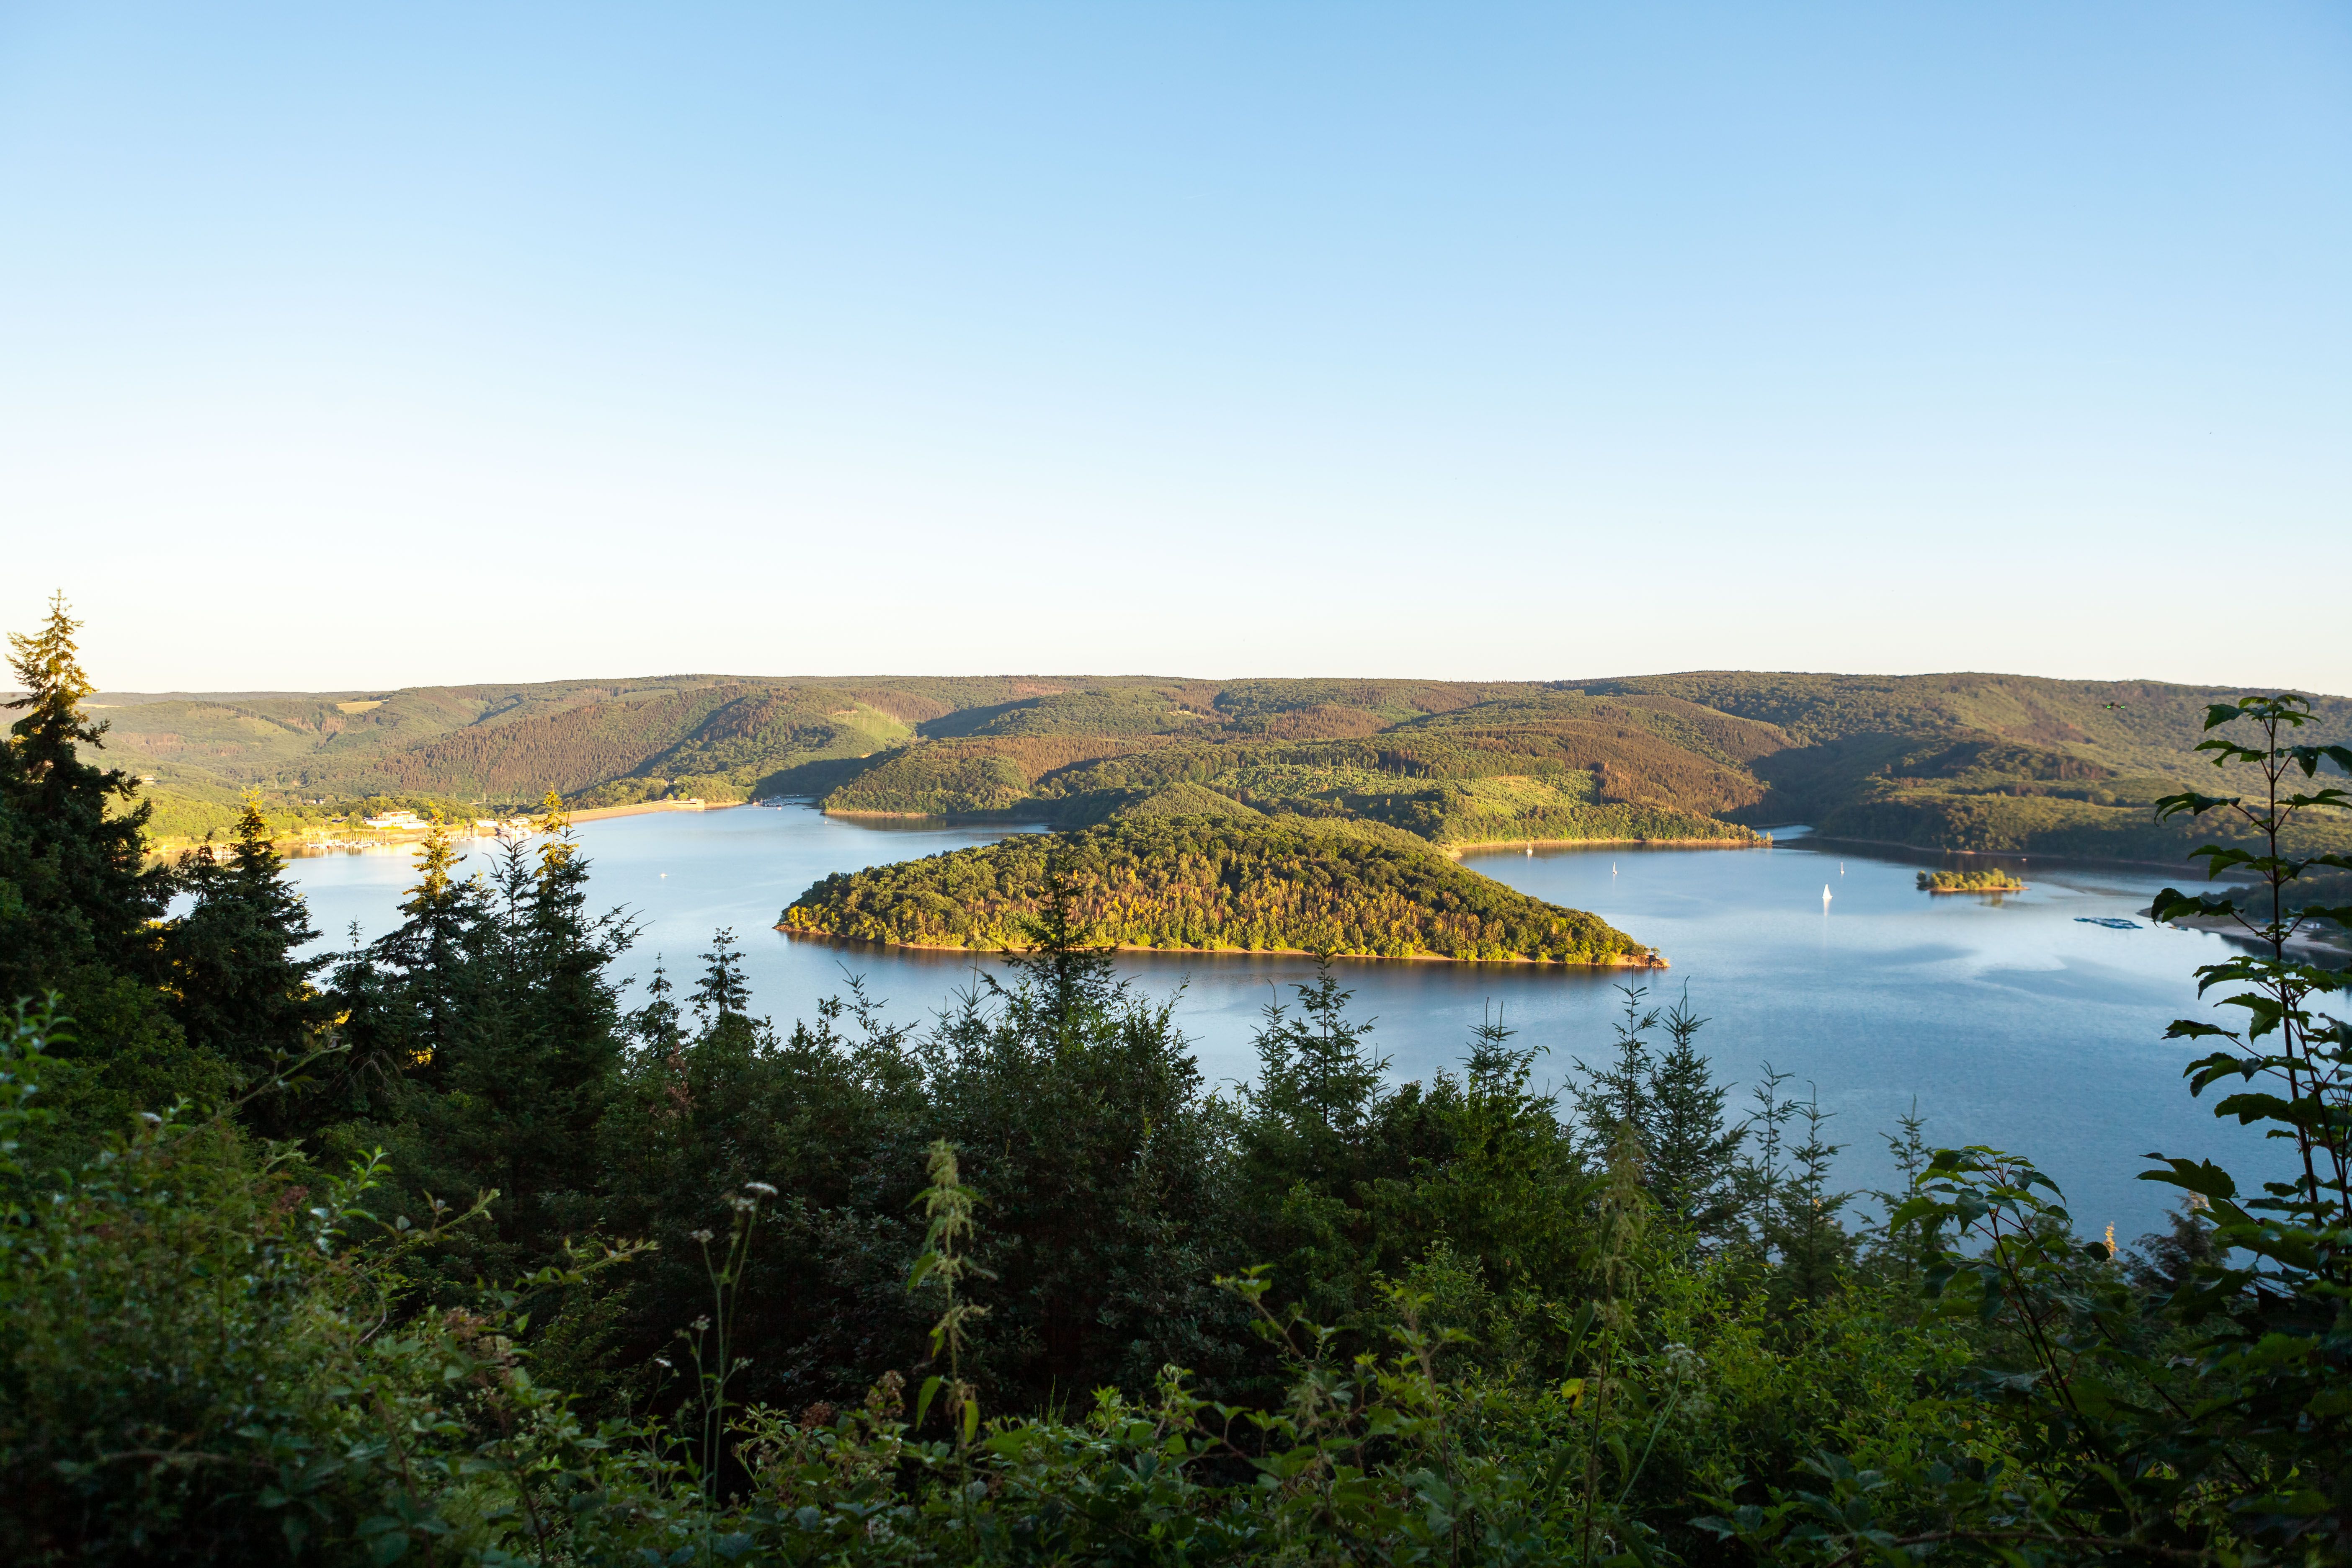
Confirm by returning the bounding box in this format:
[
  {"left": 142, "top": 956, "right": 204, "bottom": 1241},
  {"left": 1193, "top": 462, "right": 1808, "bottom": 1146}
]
[{"left": 1918, "top": 868, "right": 2027, "bottom": 893}]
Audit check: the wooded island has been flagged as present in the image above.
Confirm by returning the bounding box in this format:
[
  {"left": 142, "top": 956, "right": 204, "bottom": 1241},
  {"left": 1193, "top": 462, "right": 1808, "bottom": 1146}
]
[
  {"left": 780, "top": 815, "right": 1663, "bottom": 966},
  {"left": 1918, "top": 868, "right": 2028, "bottom": 892}
]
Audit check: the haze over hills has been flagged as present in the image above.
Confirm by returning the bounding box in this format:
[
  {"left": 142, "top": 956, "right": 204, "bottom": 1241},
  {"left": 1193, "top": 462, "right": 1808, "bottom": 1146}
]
[{"left": 84, "top": 669, "right": 2352, "bottom": 866}]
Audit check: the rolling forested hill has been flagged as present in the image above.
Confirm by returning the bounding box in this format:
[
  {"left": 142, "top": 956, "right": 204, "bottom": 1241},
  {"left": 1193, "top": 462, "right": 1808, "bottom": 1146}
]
[
  {"left": 83, "top": 670, "right": 2352, "bottom": 862},
  {"left": 781, "top": 815, "right": 1660, "bottom": 965}
]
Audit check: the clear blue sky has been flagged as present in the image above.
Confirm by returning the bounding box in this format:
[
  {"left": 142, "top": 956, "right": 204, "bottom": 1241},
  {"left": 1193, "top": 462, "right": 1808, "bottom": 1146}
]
[{"left": 3, "top": 4, "right": 2346, "bottom": 693}]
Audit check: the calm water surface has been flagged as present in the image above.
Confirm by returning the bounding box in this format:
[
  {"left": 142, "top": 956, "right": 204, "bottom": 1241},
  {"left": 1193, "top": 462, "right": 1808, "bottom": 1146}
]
[{"left": 285, "top": 804, "right": 2298, "bottom": 1238}]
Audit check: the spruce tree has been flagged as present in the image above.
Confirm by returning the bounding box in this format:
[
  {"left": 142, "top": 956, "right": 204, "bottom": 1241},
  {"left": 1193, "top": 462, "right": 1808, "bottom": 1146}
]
[
  {"left": 929, "top": 905, "right": 1231, "bottom": 1406},
  {"left": 1643, "top": 987, "right": 1744, "bottom": 1238},
  {"left": 1775, "top": 1088, "right": 1853, "bottom": 1307},
  {"left": 690, "top": 928, "right": 753, "bottom": 1027},
  {"left": 997, "top": 861, "right": 1119, "bottom": 1045},
  {"left": 632, "top": 957, "right": 684, "bottom": 1048},
  {"left": 1573, "top": 983, "right": 1658, "bottom": 1148},
  {"left": 168, "top": 797, "right": 336, "bottom": 1101},
  {"left": 1730, "top": 1063, "right": 1797, "bottom": 1257},
  {"left": 393, "top": 797, "right": 632, "bottom": 1277},
  {"left": 1242, "top": 964, "right": 1390, "bottom": 1173},
  {"left": 512, "top": 792, "right": 634, "bottom": 1191},
  {"left": 0, "top": 593, "right": 169, "bottom": 999},
  {"left": 358, "top": 812, "right": 490, "bottom": 1083},
  {"left": 0, "top": 595, "right": 220, "bottom": 1142},
  {"left": 1229, "top": 966, "right": 1395, "bottom": 1323}
]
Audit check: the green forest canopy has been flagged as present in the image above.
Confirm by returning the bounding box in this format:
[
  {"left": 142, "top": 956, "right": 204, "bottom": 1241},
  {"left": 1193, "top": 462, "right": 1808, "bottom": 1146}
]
[{"left": 72, "top": 669, "right": 2352, "bottom": 861}]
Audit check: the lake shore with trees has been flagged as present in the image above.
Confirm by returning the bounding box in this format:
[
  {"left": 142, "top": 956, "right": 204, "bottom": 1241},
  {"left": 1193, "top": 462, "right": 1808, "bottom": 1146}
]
[
  {"left": 89, "top": 669, "right": 2352, "bottom": 870},
  {"left": 8, "top": 597, "right": 2350, "bottom": 1564}
]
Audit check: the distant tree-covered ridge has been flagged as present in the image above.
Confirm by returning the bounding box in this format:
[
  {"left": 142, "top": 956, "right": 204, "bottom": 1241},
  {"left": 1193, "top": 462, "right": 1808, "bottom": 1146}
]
[
  {"left": 80, "top": 669, "right": 2352, "bottom": 863},
  {"left": 779, "top": 814, "right": 1661, "bottom": 965}
]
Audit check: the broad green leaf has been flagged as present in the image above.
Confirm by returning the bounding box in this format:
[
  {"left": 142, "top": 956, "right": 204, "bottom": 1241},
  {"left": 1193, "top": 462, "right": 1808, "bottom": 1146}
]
[{"left": 2137, "top": 1157, "right": 2237, "bottom": 1200}]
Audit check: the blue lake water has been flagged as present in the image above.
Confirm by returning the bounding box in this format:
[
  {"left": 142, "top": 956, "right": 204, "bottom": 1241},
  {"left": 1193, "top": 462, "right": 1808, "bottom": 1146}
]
[{"left": 283, "top": 803, "right": 2301, "bottom": 1240}]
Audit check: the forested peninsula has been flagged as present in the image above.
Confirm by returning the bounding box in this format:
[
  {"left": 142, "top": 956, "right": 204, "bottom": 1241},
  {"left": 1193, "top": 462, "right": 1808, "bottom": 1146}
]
[
  {"left": 779, "top": 815, "right": 1661, "bottom": 965},
  {"left": 83, "top": 668, "right": 2352, "bottom": 868}
]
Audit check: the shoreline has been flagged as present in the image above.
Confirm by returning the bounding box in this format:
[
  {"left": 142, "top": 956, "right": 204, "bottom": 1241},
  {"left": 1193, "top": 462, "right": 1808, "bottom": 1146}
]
[
  {"left": 173, "top": 797, "right": 741, "bottom": 858},
  {"left": 1442, "top": 835, "right": 1764, "bottom": 859},
  {"left": 568, "top": 799, "right": 733, "bottom": 823},
  {"left": 775, "top": 925, "right": 1666, "bottom": 969},
  {"left": 1797, "top": 830, "right": 2239, "bottom": 877},
  {"left": 816, "top": 805, "right": 1770, "bottom": 858}
]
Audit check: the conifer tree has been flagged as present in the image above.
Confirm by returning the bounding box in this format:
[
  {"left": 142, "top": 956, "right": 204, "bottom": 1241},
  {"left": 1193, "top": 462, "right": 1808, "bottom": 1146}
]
[
  {"left": 387, "top": 800, "right": 632, "bottom": 1277},
  {"left": 1729, "top": 1063, "right": 1797, "bottom": 1259},
  {"left": 516, "top": 791, "right": 634, "bottom": 1148},
  {"left": 0, "top": 595, "right": 219, "bottom": 1141},
  {"left": 1642, "top": 987, "right": 1744, "bottom": 1237},
  {"left": 632, "top": 957, "right": 683, "bottom": 1048},
  {"left": 928, "top": 903, "right": 1229, "bottom": 1406},
  {"left": 0, "top": 593, "right": 168, "bottom": 998},
  {"left": 167, "top": 796, "right": 337, "bottom": 1124},
  {"left": 1775, "top": 1088, "right": 1852, "bottom": 1306},
  {"left": 1574, "top": 983, "right": 1658, "bottom": 1148},
  {"left": 1440, "top": 1006, "right": 1595, "bottom": 1298},
  {"left": 357, "top": 812, "right": 490, "bottom": 1083},
  {"left": 1241, "top": 964, "right": 1390, "bottom": 1175},
  {"left": 998, "top": 861, "right": 1118, "bottom": 1045}
]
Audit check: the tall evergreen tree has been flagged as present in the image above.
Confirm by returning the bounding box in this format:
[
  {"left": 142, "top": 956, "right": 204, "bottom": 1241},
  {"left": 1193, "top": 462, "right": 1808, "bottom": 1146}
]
[
  {"left": 167, "top": 797, "right": 337, "bottom": 1104},
  {"left": 0, "top": 593, "right": 169, "bottom": 1000},
  {"left": 626, "top": 957, "right": 690, "bottom": 1114},
  {"left": 994, "top": 861, "right": 1119, "bottom": 1044},
  {"left": 338, "top": 812, "right": 490, "bottom": 1092},
  {"left": 1642, "top": 987, "right": 1744, "bottom": 1238},
  {"left": 1574, "top": 983, "right": 1659, "bottom": 1148},
  {"left": 1774, "top": 1088, "right": 1853, "bottom": 1308},
  {"left": 690, "top": 928, "right": 753, "bottom": 1027},
  {"left": 930, "top": 923, "right": 1235, "bottom": 1406},
  {"left": 596, "top": 956, "right": 934, "bottom": 1420},
  {"left": 1239, "top": 965, "right": 1391, "bottom": 1184},
  {"left": 1229, "top": 968, "right": 1398, "bottom": 1324},
  {"left": 0, "top": 595, "right": 219, "bottom": 1145},
  {"left": 382, "top": 797, "right": 634, "bottom": 1279},
  {"left": 504, "top": 793, "right": 636, "bottom": 1202},
  {"left": 1421, "top": 1007, "right": 1596, "bottom": 1301}
]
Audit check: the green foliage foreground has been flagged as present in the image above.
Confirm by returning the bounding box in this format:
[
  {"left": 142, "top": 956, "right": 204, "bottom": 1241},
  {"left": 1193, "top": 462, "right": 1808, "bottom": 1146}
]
[
  {"left": 779, "top": 814, "right": 1661, "bottom": 965},
  {"left": 4, "top": 599, "right": 2351, "bottom": 1566}
]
